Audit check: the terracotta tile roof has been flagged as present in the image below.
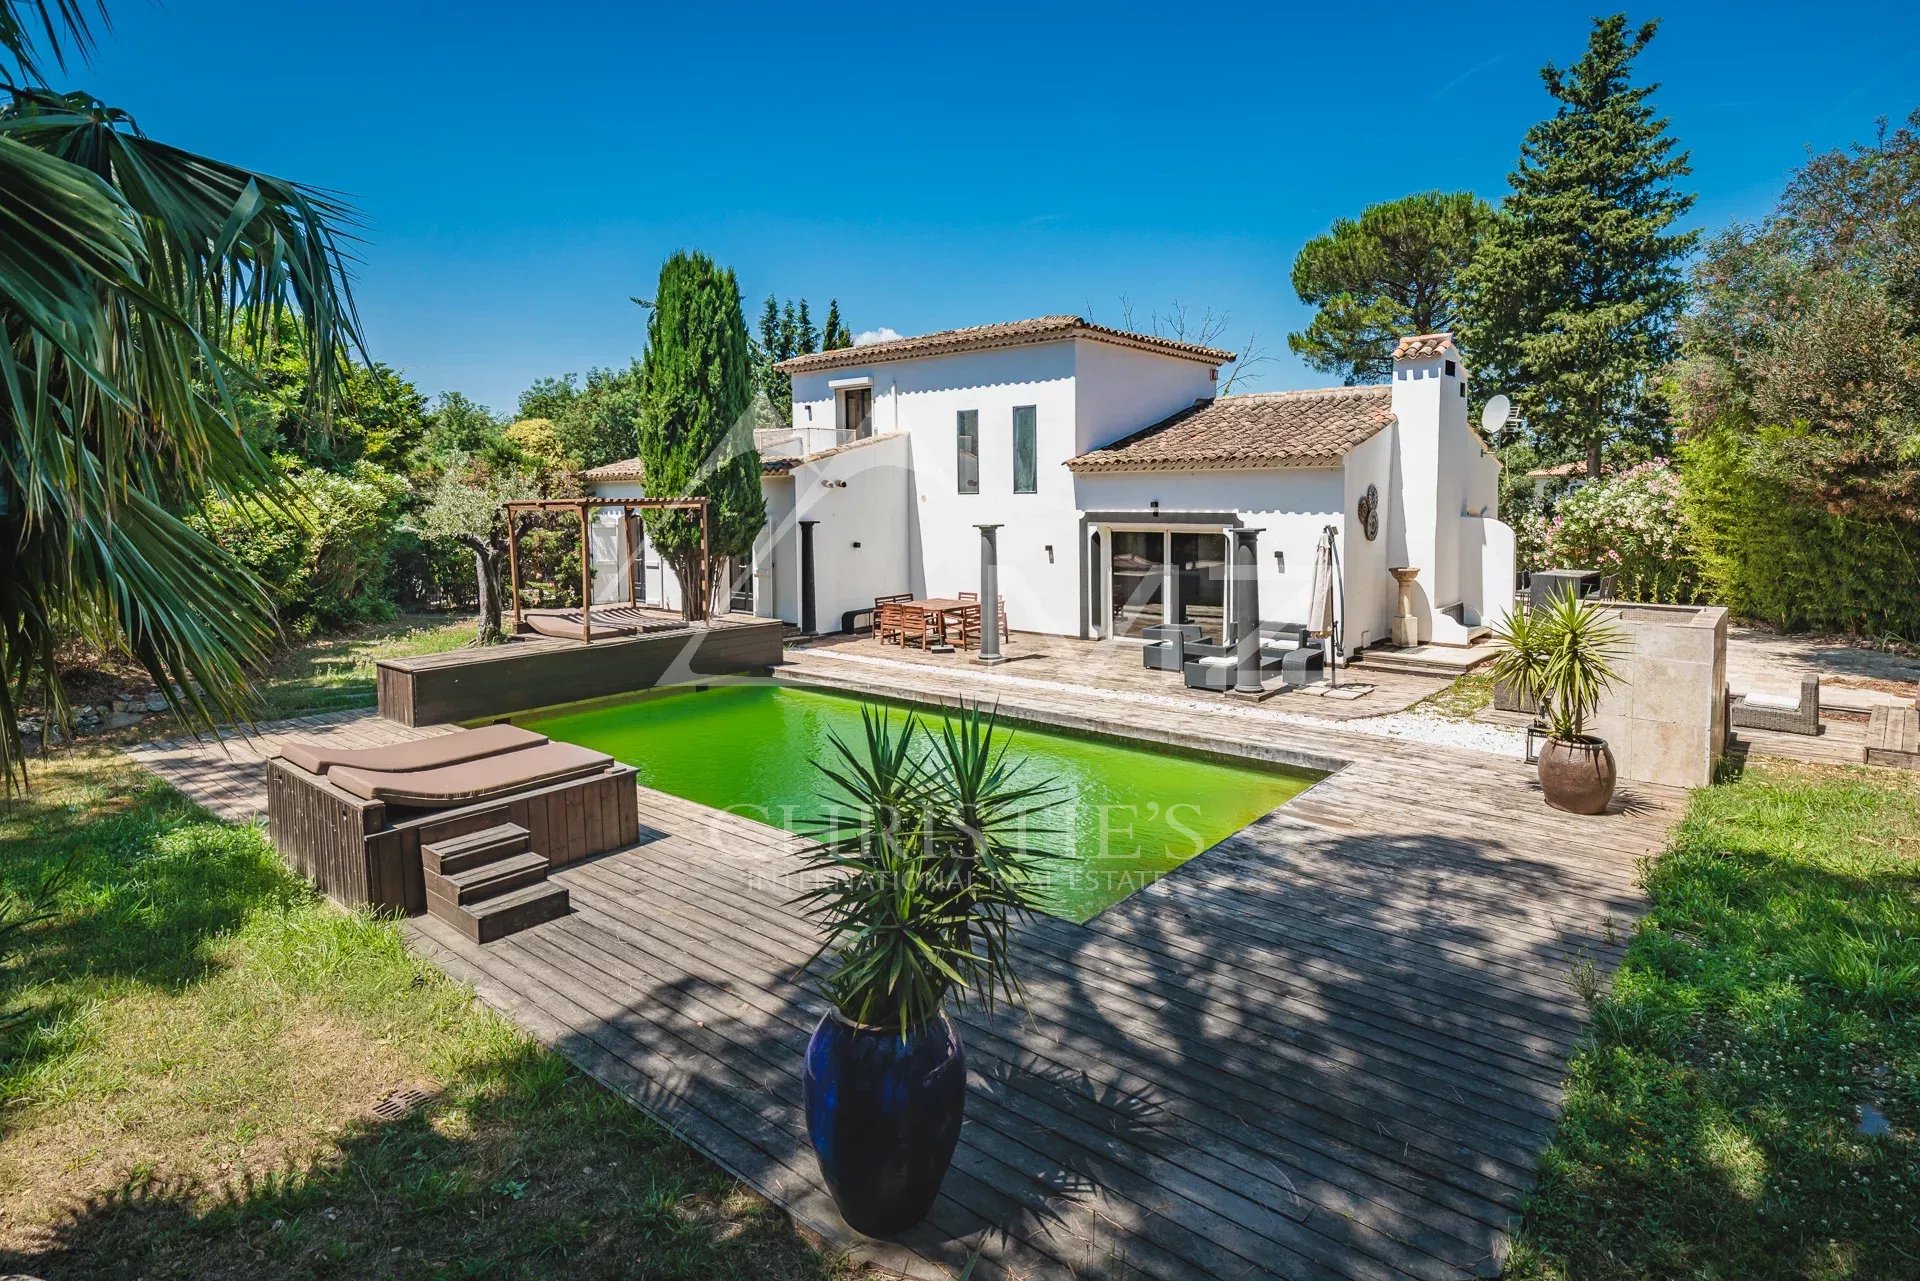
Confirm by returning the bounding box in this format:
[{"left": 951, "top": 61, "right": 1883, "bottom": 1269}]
[
  {"left": 1067, "top": 387, "right": 1394, "bottom": 473},
  {"left": 772, "top": 315, "right": 1235, "bottom": 375},
  {"left": 581, "top": 457, "right": 644, "bottom": 483},
  {"left": 1392, "top": 333, "right": 1457, "bottom": 362}
]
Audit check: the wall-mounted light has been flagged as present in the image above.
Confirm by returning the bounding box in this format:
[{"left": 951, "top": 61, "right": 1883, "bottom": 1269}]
[
  {"left": 1044, "top": 544, "right": 1054, "bottom": 563},
  {"left": 1150, "top": 499, "right": 1160, "bottom": 516},
  {"left": 852, "top": 541, "right": 862, "bottom": 549},
  {"left": 1274, "top": 550, "right": 1285, "bottom": 573}
]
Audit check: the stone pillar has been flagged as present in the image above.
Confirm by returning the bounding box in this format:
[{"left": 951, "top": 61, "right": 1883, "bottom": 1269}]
[
  {"left": 1389, "top": 566, "right": 1421, "bottom": 648},
  {"left": 1232, "top": 528, "right": 1263, "bottom": 696},
  {"left": 799, "top": 520, "right": 818, "bottom": 635},
  {"left": 976, "top": 524, "right": 1006, "bottom": 665}
]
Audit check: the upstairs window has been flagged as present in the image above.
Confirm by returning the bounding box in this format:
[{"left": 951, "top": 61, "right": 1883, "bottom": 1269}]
[
  {"left": 838, "top": 387, "right": 872, "bottom": 443},
  {"left": 956, "top": 410, "right": 979, "bottom": 494},
  {"left": 1012, "top": 406, "right": 1037, "bottom": 493}
]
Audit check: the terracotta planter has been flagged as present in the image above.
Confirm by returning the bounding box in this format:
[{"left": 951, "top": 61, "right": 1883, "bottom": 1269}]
[{"left": 1536, "top": 736, "right": 1617, "bottom": 815}]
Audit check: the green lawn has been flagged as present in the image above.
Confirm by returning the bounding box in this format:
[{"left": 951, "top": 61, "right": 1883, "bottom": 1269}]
[
  {"left": 0, "top": 750, "right": 841, "bottom": 1280},
  {"left": 1508, "top": 759, "right": 1920, "bottom": 1280},
  {"left": 253, "top": 613, "right": 476, "bottom": 719}
]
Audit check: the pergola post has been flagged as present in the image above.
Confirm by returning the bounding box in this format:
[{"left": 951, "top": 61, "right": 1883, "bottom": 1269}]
[
  {"left": 623, "top": 507, "right": 639, "bottom": 607},
  {"left": 698, "top": 500, "right": 712, "bottom": 624},
  {"left": 1231, "top": 527, "right": 1264, "bottom": 696},
  {"left": 506, "top": 505, "right": 523, "bottom": 633},
  {"left": 578, "top": 503, "right": 592, "bottom": 642},
  {"left": 976, "top": 523, "right": 1006, "bottom": 666}
]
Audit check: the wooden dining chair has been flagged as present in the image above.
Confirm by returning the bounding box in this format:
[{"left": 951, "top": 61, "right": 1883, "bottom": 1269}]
[
  {"left": 872, "top": 592, "right": 912, "bottom": 639},
  {"left": 957, "top": 591, "right": 1008, "bottom": 645},
  {"left": 876, "top": 602, "right": 905, "bottom": 645}
]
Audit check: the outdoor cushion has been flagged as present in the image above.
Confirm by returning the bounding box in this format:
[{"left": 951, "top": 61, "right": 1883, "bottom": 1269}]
[
  {"left": 1742, "top": 691, "right": 1803, "bottom": 711},
  {"left": 1196, "top": 655, "right": 1236, "bottom": 668},
  {"left": 276, "top": 723, "right": 546, "bottom": 776},
  {"left": 523, "top": 609, "right": 639, "bottom": 641},
  {"left": 1261, "top": 638, "right": 1302, "bottom": 653},
  {"left": 329, "top": 741, "right": 614, "bottom": 807}
]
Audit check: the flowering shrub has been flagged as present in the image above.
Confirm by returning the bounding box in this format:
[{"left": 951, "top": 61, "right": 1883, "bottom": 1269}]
[{"left": 1524, "top": 462, "right": 1702, "bottom": 604}]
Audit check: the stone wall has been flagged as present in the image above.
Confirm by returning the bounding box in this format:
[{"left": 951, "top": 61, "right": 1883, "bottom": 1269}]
[{"left": 1588, "top": 602, "right": 1729, "bottom": 789}]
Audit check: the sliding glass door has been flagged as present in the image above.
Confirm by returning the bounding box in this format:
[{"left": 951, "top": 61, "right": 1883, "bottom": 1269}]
[
  {"left": 1107, "top": 529, "right": 1229, "bottom": 642},
  {"left": 1109, "top": 530, "right": 1166, "bottom": 638}
]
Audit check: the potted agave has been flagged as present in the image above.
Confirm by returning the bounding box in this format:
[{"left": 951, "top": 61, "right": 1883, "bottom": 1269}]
[
  {"left": 1489, "top": 593, "right": 1625, "bottom": 815},
  {"left": 795, "top": 700, "right": 1057, "bottom": 1237}
]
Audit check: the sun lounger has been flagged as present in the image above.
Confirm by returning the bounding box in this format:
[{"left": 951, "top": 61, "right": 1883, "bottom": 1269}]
[
  {"left": 520, "top": 606, "right": 681, "bottom": 641},
  {"left": 329, "top": 741, "right": 615, "bottom": 807},
  {"left": 275, "top": 722, "right": 545, "bottom": 776}
]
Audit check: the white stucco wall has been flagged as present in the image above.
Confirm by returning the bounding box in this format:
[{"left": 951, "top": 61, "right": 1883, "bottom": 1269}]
[
  {"left": 1070, "top": 339, "right": 1219, "bottom": 455},
  {"left": 792, "top": 344, "right": 1085, "bottom": 634},
  {"left": 790, "top": 432, "right": 914, "bottom": 633},
  {"left": 1340, "top": 428, "right": 1394, "bottom": 654}
]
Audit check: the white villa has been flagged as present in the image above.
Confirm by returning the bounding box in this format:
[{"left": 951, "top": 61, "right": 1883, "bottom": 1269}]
[{"left": 584, "top": 316, "right": 1514, "bottom": 657}]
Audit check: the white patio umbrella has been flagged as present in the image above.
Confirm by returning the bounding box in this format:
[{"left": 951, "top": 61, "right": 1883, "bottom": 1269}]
[{"left": 1307, "top": 527, "right": 1341, "bottom": 687}]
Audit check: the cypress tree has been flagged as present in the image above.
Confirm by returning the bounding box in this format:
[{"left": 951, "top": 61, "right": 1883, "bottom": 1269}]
[
  {"left": 794, "top": 298, "right": 818, "bottom": 354},
  {"left": 636, "top": 251, "right": 766, "bottom": 619},
  {"left": 1457, "top": 13, "right": 1696, "bottom": 476},
  {"left": 822, "top": 298, "right": 850, "bottom": 350}
]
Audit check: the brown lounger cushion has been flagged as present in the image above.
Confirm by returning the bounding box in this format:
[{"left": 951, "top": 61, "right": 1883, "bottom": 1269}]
[
  {"left": 276, "top": 723, "right": 546, "bottom": 776},
  {"left": 329, "top": 741, "right": 615, "bottom": 807},
  {"left": 523, "top": 610, "right": 638, "bottom": 641}
]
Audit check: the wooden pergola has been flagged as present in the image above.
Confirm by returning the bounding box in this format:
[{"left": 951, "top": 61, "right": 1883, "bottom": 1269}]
[{"left": 502, "top": 496, "right": 712, "bottom": 640}]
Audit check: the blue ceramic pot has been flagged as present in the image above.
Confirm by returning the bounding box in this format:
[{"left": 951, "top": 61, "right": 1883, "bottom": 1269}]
[{"left": 803, "top": 1009, "right": 965, "bottom": 1237}]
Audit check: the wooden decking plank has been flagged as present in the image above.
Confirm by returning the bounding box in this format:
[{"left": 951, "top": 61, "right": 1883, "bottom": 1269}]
[
  {"left": 540, "top": 889, "right": 1463, "bottom": 1281},
  {"left": 483, "top": 922, "right": 1191, "bottom": 1281},
  {"left": 586, "top": 851, "right": 1545, "bottom": 1214},
  {"left": 404, "top": 916, "right": 956, "bottom": 1281},
  {"left": 632, "top": 817, "right": 1585, "bottom": 1121},
  {"left": 557, "top": 870, "right": 1511, "bottom": 1277}
]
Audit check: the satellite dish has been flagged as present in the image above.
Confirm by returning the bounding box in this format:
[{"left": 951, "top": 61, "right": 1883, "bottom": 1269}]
[{"left": 1480, "top": 393, "right": 1512, "bottom": 435}]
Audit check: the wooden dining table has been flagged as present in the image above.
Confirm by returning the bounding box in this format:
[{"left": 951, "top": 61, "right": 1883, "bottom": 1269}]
[{"left": 901, "top": 597, "right": 979, "bottom": 648}]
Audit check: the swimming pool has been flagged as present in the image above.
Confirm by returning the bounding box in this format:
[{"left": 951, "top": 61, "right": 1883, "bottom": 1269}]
[{"left": 519, "top": 683, "right": 1320, "bottom": 922}]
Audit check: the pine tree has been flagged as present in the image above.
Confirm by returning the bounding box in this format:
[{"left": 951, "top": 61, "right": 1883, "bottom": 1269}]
[
  {"left": 636, "top": 251, "right": 766, "bottom": 619},
  {"left": 759, "top": 294, "right": 783, "bottom": 359},
  {"left": 1457, "top": 14, "right": 1696, "bottom": 477},
  {"left": 1290, "top": 192, "right": 1490, "bottom": 383}
]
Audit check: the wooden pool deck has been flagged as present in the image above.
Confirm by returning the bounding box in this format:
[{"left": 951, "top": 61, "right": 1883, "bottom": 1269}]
[{"left": 126, "top": 655, "right": 1690, "bottom": 1281}]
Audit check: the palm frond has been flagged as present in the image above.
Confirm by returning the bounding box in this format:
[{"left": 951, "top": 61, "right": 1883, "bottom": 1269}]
[{"left": 0, "top": 70, "right": 361, "bottom": 788}]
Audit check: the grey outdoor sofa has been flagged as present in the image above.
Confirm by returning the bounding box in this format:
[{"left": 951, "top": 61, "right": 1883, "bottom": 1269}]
[
  {"left": 1179, "top": 621, "right": 1323, "bottom": 692},
  {"left": 1729, "top": 676, "right": 1821, "bottom": 736}
]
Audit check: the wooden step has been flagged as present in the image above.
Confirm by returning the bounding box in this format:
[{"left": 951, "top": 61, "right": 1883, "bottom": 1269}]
[
  {"left": 428, "top": 881, "right": 570, "bottom": 944},
  {"left": 421, "top": 822, "right": 530, "bottom": 875},
  {"left": 426, "top": 850, "right": 551, "bottom": 906}
]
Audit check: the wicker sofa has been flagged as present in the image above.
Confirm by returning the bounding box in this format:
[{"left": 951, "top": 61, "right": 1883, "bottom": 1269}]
[{"left": 1729, "top": 677, "right": 1821, "bottom": 736}]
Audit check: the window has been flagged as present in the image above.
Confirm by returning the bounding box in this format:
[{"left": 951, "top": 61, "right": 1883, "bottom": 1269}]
[
  {"left": 1012, "top": 405, "right": 1037, "bottom": 493},
  {"left": 956, "top": 410, "right": 979, "bottom": 494},
  {"left": 1444, "top": 359, "right": 1457, "bottom": 377},
  {"left": 838, "top": 387, "right": 872, "bottom": 443}
]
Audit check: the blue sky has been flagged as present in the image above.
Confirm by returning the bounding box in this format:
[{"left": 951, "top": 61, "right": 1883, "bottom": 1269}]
[{"left": 74, "top": 1, "right": 1920, "bottom": 411}]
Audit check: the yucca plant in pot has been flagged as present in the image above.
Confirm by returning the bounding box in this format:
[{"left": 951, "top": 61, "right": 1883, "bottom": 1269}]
[
  {"left": 794, "top": 700, "right": 1059, "bottom": 1237},
  {"left": 1489, "top": 593, "right": 1625, "bottom": 814}
]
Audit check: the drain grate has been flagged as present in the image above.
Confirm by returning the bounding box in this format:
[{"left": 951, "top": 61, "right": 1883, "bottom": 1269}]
[{"left": 371, "top": 1084, "right": 431, "bottom": 1121}]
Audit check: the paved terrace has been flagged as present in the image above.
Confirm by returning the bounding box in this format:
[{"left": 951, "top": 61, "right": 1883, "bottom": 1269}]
[{"left": 128, "top": 649, "right": 1689, "bottom": 1281}]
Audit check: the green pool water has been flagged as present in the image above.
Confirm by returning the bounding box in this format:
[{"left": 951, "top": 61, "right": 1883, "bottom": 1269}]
[{"left": 519, "top": 683, "right": 1318, "bottom": 922}]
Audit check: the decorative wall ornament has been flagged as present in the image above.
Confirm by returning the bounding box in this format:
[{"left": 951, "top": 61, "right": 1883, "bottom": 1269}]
[{"left": 1358, "top": 484, "right": 1380, "bottom": 541}]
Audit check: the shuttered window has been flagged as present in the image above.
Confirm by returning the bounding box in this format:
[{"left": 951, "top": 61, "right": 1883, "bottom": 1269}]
[
  {"left": 957, "top": 410, "right": 980, "bottom": 494},
  {"left": 1012, "top": 405, "right": 1037, "bottom": 493}
]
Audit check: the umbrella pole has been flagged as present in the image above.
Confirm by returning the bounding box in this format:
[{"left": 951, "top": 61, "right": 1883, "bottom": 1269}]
[{"left": 1323, "top": 524, "right": 1343, "bottom": 689}]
